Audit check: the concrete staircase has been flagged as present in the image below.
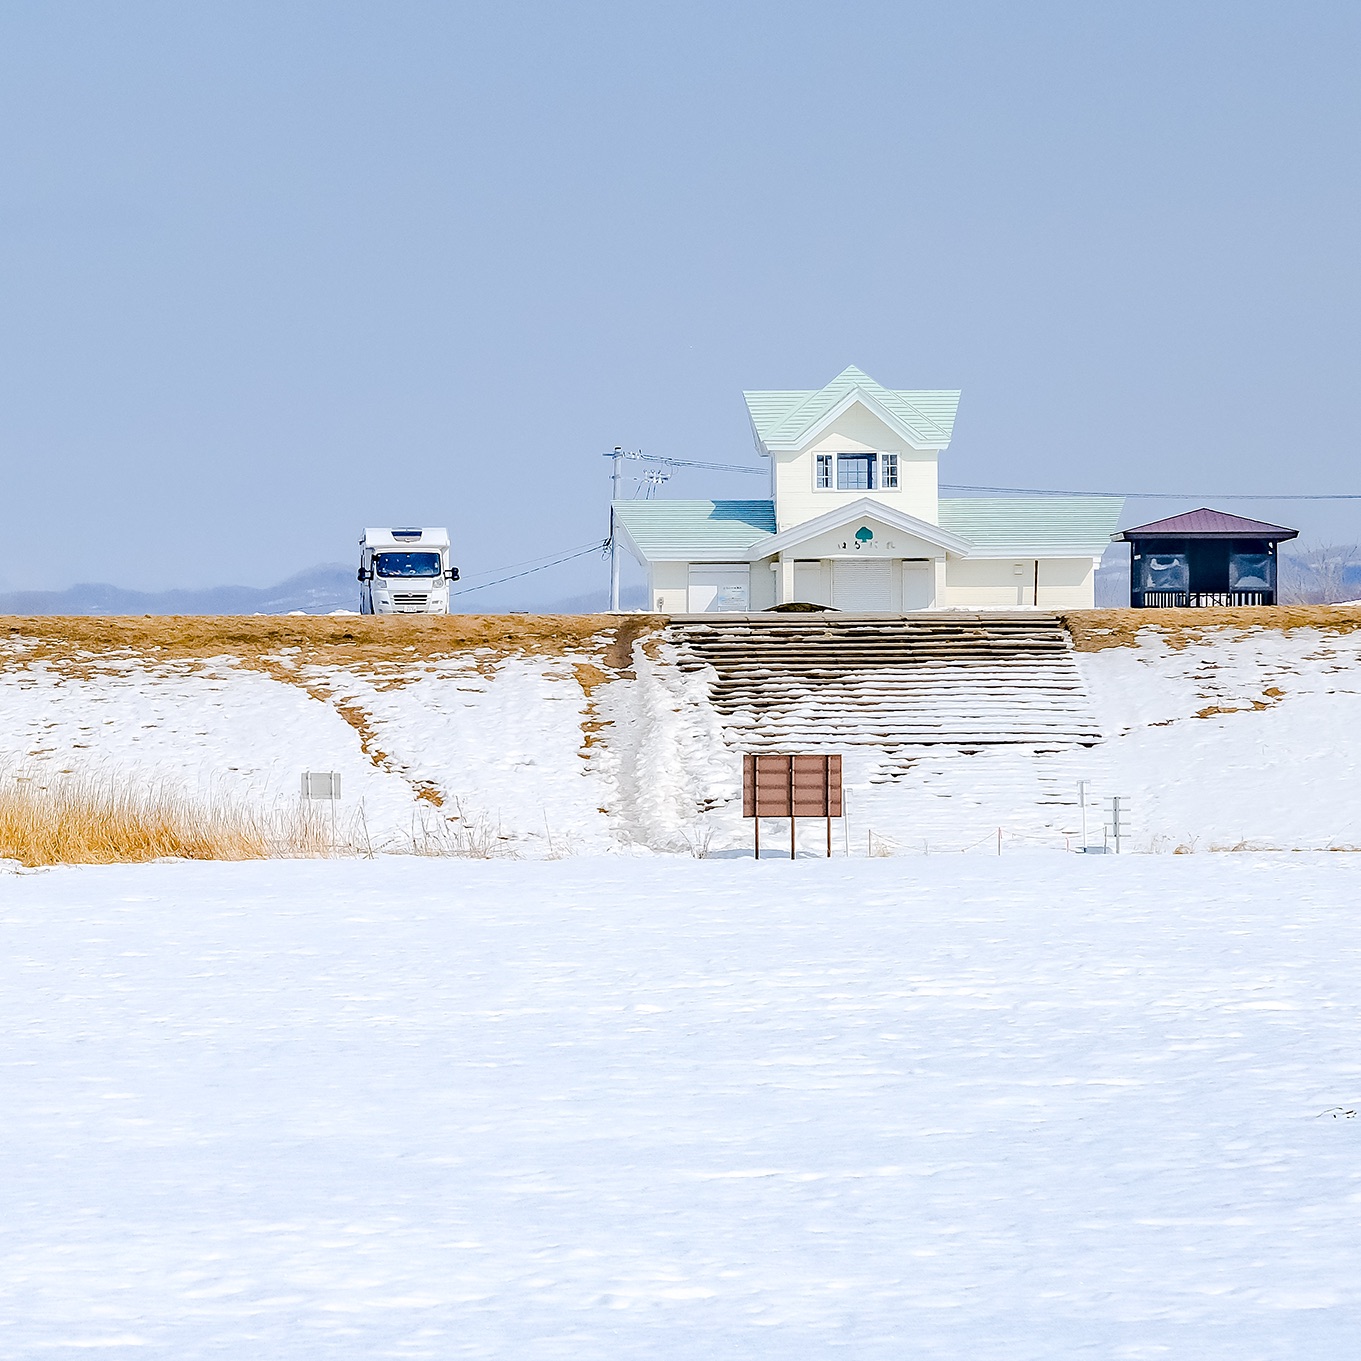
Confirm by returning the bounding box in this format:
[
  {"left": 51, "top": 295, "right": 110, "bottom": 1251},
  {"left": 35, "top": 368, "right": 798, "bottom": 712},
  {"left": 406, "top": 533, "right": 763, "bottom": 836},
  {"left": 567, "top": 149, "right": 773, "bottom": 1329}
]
[{"left": 665, "top": 612, "right": 1101, "bottom": 775}]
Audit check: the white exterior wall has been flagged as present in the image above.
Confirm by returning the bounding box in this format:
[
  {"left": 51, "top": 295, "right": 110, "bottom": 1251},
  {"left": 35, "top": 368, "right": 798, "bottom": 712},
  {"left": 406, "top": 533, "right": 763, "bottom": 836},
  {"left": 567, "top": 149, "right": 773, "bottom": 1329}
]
[
  {"left": 943, "top": 556, "right": 1095, "bottom": 608},
  {"left": 654, "top": 554, "right": 1095, "bottom": 612},
  {"left": 1032, "top": 557, "right": 1096, "bottom": 608},
  {"left": 772, "top": 403, "right": 939, "bottom": 531},
  {"left": 749, "top": 560, "right": 778, "bottom": 611},
  {"left": 792, "top": 559, "right": 832, "bottom": 606},
  {"left": 651, "top": 560, "right": 778, "bottom": 612},
  {"left": 649, "top": 562, "right": 689, "bottom": 613}
]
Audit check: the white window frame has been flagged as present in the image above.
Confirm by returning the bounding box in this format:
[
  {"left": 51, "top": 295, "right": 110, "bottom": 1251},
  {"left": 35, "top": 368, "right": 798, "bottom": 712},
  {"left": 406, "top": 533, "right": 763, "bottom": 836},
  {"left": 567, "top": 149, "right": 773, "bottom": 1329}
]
[{"left": 812, "top": 451, "right": 900, "bottom": 492}]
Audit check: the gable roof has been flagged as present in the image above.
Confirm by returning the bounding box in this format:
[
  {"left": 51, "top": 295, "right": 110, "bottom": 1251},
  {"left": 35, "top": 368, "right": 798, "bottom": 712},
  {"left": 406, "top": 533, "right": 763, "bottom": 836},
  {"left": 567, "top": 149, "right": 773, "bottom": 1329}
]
[
  {"left": 760, "top": 497, "right": 970, "bottom": 558},
  {"left": 939, "top": 497, "right": 1125, "bottom": 557},
  {"left": 744, "top": 366, "right": 961, "bottom": 452},
  {"left": 611, "top": 500, "right": 776, "bottom": 561},
  {"left": 1114, "top": 508, "right": 1299, "bottom": 541}
]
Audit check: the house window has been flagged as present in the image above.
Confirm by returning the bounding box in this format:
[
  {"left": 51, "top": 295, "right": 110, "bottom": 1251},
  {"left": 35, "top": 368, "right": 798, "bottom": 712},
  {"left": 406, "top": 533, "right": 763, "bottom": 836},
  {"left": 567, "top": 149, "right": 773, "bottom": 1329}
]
[
  {"left": 836, "top": 453, "right": 876, "bottom": 490},
  {"left": 815, "top": 451, "right": 892, "bottom": 491}
]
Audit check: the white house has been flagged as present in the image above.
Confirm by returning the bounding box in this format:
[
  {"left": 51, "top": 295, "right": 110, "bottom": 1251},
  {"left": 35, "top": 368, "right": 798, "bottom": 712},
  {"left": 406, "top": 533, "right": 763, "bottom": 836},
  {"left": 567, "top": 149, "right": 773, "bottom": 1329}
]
[{"left": 612, "top": 366, "right": 1122, "bottom": 613}]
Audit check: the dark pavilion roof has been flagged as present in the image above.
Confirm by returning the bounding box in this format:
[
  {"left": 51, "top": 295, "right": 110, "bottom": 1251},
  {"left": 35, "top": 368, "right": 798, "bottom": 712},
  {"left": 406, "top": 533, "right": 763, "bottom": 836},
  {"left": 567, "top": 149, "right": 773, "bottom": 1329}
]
[{"left": 1114, "top": 507, "right": 1299, "bottom": 542}]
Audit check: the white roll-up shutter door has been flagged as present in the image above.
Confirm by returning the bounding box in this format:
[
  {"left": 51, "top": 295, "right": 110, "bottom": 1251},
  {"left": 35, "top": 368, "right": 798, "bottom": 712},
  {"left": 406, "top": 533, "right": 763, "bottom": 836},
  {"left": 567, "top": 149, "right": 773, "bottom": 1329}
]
[{"left": 832, "top": 559, "right": 893, "bottom": 611}]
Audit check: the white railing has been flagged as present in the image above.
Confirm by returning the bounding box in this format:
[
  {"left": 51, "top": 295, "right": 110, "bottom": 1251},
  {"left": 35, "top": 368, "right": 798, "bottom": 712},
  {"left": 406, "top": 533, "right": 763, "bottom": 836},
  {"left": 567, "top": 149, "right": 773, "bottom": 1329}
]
[{"left": 1136, "top": 590, "right": 1270, "bottom": 608}]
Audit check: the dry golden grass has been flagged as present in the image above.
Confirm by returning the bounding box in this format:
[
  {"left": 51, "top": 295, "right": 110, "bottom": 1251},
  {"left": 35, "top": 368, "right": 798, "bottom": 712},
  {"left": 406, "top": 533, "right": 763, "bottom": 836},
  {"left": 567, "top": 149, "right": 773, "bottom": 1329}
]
[
  {"left": 0, "top": 613, "right": 665, "bottom": 674},
  {"left": 0, "top": 774, "right": 336, "bottom": 867},
  {"left": 1059, "top": 605, "right": 1361, "bottom": 651},
  {"left": 12, "top": 608, "right": 1360, "bottom": 665}
]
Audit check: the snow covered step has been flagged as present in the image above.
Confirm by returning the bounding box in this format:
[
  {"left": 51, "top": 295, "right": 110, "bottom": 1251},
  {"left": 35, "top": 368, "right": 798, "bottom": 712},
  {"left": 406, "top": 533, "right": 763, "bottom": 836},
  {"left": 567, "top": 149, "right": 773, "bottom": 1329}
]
[{"left": 665, "top": 612, "right": 1103, "bottom": 765}]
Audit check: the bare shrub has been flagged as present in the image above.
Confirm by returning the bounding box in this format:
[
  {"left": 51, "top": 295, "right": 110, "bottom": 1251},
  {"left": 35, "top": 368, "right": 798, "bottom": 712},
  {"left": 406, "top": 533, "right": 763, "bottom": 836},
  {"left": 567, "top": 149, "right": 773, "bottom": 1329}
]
[
  {"left": 397, "top": 798, "right": 516, "bottom": 859},
  {"left": 1280, "top": 544, "right": 1360, "bottom": 605},
  {"left": 677, "top": 823, "right": 715, "bottom": 859}
]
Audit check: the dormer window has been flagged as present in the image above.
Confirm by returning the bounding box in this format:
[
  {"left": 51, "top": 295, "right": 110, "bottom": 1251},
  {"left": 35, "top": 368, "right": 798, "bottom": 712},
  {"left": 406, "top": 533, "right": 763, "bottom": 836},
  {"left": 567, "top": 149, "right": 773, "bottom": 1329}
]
[
  {"left": 836, "top": 453, "right": 875, "bottom": 490},
  {"left": 814, "top": 452, "right": 899, "bottom": 491}
]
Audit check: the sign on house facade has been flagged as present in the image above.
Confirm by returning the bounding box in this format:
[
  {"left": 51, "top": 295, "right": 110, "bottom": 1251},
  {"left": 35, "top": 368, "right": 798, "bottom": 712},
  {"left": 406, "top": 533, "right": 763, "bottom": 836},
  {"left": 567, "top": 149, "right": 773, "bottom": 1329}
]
[{"left": 611, "top": 366, "right": 1124, "bottom": 612}]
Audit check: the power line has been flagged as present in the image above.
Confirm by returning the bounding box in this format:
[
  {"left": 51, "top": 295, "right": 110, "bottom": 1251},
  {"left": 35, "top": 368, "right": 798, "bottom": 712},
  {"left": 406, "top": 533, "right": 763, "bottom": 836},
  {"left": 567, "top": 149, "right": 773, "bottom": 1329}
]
[
  {"left": 456, "top": 541, "right": 605, "bottom": 582},
  {"left": 613, "top": 450, "right": 764, "bottom": 475},
  {"left": 940, "top": 482, "right": 1361, "bottom": 501},
  {"left": 656, "top": 457, "right": 765, "bottom": 475},
  {"left": 451, "top": 542, "right": 605, "bottom": 597}
]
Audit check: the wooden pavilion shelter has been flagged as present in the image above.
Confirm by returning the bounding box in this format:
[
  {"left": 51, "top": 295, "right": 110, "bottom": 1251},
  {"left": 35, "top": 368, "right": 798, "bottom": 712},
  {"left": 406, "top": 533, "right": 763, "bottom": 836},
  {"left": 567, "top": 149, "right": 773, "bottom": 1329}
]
[{"left": 1114, "top": 508, "right": 1298, "bottom": 608}]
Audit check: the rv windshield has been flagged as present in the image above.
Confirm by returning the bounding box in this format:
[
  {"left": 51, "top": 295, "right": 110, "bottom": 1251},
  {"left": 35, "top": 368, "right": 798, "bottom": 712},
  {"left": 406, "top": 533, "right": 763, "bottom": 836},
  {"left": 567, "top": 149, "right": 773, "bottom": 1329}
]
[{"left": 374, "top": 551, "right": 442, "bottom": 578}]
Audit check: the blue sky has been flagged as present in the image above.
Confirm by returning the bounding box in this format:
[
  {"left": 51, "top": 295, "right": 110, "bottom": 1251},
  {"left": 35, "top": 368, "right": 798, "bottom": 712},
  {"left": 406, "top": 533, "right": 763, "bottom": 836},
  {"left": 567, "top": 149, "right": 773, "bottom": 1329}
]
[{"left": 2, "top": 1, "right": 1359, "bottom": 600}]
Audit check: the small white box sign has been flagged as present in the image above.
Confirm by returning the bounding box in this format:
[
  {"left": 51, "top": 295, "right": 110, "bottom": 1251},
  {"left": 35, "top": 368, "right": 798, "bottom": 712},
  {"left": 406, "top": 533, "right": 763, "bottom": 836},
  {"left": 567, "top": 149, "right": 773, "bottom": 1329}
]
[{"left": 301, "top": 771, "right": 342, "bottom": 800}]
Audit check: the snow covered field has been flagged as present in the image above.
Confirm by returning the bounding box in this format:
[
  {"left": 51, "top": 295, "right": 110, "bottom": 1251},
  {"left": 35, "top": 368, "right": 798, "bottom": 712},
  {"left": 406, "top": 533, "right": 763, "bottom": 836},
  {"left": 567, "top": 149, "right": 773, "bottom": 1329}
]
[{"left": 5, "top": 854, "right": 1361, "bottom": 1358}]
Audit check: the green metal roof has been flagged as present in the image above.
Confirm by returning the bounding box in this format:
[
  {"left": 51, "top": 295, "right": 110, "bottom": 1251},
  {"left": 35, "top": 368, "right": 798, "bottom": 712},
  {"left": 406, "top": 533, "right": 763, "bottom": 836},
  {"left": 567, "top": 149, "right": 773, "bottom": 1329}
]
[
  {"left": 938, "top": 497, "right": 1124, "bottom": 556},
  {"left": 614, "top": 496, "right": 1123, "bottom": 561},
  {"left": 613, "top": 500, "right": 776, "bottom": 559},
  {"left": 744, "top": 366, "right": 961, "bottom": 449}
]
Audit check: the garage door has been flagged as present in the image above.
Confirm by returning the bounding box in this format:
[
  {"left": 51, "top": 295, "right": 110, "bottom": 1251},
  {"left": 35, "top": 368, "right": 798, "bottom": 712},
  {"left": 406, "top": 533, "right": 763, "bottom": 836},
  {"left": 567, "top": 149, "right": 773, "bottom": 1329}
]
[
  {"left": 832, "top": 559, "right": 893, "bottom": 611},
  {"left": 688, "top": 564, "right": 750, "bottom": 612}
]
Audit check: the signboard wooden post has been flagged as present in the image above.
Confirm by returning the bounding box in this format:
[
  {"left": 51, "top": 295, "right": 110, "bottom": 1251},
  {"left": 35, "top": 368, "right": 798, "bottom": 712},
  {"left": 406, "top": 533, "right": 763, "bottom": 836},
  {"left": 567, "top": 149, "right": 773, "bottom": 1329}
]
[{"left": 742, "top": 753, "right": 843, "bottom": 859}]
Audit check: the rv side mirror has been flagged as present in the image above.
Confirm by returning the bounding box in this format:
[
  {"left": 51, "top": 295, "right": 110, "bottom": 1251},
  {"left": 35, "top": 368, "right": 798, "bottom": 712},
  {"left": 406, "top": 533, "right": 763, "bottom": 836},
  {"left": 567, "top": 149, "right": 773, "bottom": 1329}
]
[
  {"left": 447, "top": 567, "right": 460, "bottom": 581},
  {"left": 357, "top": 568, "right": 370, "bottom": 582}
]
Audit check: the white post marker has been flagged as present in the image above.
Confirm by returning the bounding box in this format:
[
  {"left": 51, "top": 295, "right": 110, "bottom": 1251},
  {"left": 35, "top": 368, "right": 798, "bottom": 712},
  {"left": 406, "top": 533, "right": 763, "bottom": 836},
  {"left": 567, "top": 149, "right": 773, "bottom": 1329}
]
[
  {"left": 1077, "top": 779, "right": 1091, "bottom": 850},
  {"left": 301, "top": 772, "right": 342, "bottom": 801},
  {"left": 301, "top": 771, "right": 342, "bottom": 843},
  {"left": 1105, "top": 795, "right": 1129, "bottom": 854}
]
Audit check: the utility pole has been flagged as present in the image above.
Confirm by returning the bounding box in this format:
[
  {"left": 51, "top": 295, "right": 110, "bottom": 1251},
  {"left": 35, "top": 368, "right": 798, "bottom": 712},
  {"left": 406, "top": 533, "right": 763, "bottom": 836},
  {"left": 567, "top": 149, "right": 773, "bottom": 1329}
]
[
  {"left": 607, "top": 446, "right": 623, "bottom": 611},
  {"left": 603, "top": 444, "right": 763, "bottom": 611}
]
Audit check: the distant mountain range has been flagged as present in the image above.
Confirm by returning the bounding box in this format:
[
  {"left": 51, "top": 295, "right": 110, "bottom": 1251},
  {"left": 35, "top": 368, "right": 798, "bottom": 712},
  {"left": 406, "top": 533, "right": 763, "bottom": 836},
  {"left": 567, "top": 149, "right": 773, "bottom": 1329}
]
[
  {"left": 0, "top": 565, "right": 361, "bottom": 616},
  {"left": 0, "top": 565, "right": 647, "bottom": 616}
]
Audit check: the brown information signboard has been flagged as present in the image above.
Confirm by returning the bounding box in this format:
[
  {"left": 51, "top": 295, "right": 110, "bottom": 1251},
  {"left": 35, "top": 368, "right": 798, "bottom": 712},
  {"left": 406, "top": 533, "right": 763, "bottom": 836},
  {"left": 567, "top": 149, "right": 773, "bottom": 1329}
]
[{"left": 742, "top": 753, "right": 843, "bottom": 859}]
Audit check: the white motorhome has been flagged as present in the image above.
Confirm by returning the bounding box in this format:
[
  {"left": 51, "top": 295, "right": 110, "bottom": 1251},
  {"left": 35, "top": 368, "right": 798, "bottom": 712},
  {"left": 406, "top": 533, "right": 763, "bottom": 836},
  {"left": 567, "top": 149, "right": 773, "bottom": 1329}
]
[{"left": 357, "top": 527, "right": 459, "bottom": 614}]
